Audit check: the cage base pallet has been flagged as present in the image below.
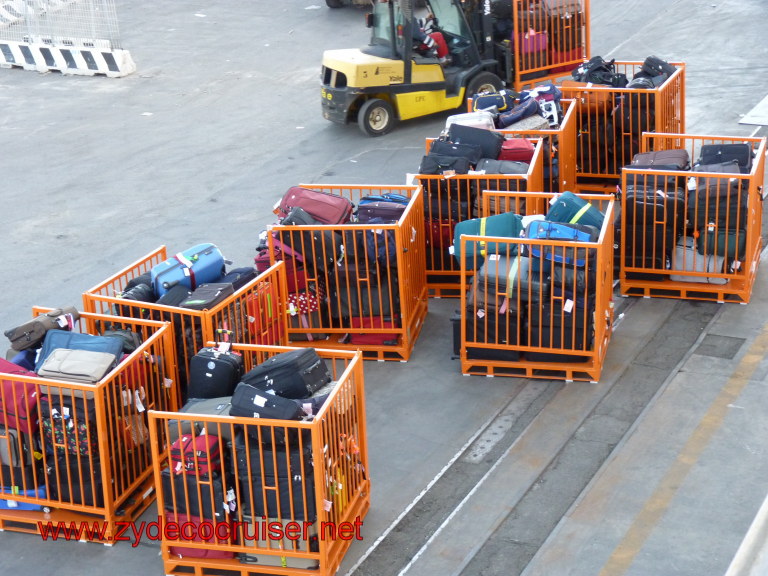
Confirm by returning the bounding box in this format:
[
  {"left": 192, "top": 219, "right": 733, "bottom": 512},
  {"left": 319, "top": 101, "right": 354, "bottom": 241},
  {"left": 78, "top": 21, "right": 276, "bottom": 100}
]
[
  {"left": 620, "top": 281, "right": 751, "bottom": 304},
  {"left": 162, "top": 556, "right": 317, "bottom": 576},
  {"left": 574, "top": 181, "right": 617, "bottom": 195},
  {"left": 460, "top": 358, "right": 602, "bottom": 383},
  {"left": 0, "top": 473, "right": 156, "bottom": 544},
  {"left": 288, "top": 302, "right": 427, "bottom": 362}
]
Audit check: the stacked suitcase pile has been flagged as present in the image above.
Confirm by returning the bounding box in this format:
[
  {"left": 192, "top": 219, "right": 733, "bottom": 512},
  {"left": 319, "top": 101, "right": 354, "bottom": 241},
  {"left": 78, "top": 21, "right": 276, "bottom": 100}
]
[
  {"left": 620, "top": 144, "right": 754, "bottom": 284},
  {"left": 110, "top": 242, "right": 258, "bottom": 396},
  {"left": 1, "top": 308, "right": 149, "bottom": 510},
  {"left": 256, "top": 185, "right": 408, "bottom": 346},
  {"left": 452, "top": 191, "right": 606, "bottom": 363},
  {"left": 417, "top": 119, "right": 536, "bottom": 285},
  {"left": 161, "top": 346, "right": 333, "bottom": 566},
  {"left": 564, "top": 55, "right": 680, "bottom": 177}
]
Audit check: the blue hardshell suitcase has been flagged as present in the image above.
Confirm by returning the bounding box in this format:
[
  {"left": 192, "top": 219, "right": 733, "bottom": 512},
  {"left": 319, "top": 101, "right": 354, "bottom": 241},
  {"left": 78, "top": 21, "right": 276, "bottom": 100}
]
[
  {"left": 525, "top": 220, "right": 599, "bottom": 267},
  {"left": 0, "top": 486, "right": 46, "bottom": 510},
  {"left": 151, "top": 244, "right": 226, "bottom": 298}
]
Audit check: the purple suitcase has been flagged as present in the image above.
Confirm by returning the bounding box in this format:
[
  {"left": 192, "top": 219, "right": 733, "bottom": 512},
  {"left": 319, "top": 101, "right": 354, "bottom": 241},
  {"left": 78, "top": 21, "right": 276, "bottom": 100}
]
[{"left": 357, "top": 201, "right": 407, "bottom": 223}]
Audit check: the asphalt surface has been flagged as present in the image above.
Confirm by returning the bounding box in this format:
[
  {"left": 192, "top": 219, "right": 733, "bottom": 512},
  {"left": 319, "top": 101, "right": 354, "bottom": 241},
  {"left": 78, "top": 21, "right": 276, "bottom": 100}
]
[{"left": 1, "top": 1, "right": 767, "bottom": 575}]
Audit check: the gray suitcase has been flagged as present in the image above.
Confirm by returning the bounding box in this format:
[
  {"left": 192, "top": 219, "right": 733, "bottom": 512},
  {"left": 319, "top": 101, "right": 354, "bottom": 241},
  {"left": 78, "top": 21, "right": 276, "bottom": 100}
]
[
  {"left": 168, "top": 396, "right": 234, "bottom": 443},
  {"left": 669, "top": 237, "right": 727, "bottom": 284}
]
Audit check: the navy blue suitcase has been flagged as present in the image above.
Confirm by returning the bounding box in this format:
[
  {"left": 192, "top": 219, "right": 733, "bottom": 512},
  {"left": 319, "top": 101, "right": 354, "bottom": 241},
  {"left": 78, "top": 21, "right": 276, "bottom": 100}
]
[{"left": 151, "top": 244, "right": 226, "bottom": 298}]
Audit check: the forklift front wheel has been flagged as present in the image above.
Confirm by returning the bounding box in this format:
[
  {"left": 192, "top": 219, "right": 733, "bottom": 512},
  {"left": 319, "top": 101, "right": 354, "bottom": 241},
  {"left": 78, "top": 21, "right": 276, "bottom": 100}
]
[
  {"left": 466, "top": 72, "right": 504, "bottom": 101},
  {"left": 358, "top": 98, "right": 396, "bottom": 137}
]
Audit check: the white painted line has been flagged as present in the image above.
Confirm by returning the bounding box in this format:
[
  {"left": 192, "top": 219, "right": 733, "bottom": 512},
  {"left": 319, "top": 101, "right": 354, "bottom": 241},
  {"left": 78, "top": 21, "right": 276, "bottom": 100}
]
[{"left": 344, "top": 394, "right": 522, "bottom": 575}]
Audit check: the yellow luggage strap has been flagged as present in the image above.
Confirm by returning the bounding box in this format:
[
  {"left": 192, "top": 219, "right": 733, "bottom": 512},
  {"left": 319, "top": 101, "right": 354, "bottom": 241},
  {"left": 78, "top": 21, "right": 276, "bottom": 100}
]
[
  {"left": 569, "top": 203, "right": 591, "bottom": 224},
  {"left": 506, "top": 255, "right": 520, "bottom": 298},
  {"left": 479, "top": 217, "right": 487, "bottom": 256}
]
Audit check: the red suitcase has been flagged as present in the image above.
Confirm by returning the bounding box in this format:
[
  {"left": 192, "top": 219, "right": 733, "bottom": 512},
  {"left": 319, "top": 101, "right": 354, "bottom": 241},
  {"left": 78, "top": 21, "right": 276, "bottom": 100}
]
[
  {"left": 499, "top": 138, "right": 535, "bottom": 163},
  {"left": 276, "top": 186, "right": 354, "bottom": 224},
  {"left": 166, "top": 513, "right": 235, "bottom": 559},
  {"left": 170, "top": 434, "right": 221, "bottom": 476},
  {"left": 346, "top": 317, "right": 399, "bottom": 346},
  {"left": 0, "top": 358, "right": 38, "bottom": 435}
]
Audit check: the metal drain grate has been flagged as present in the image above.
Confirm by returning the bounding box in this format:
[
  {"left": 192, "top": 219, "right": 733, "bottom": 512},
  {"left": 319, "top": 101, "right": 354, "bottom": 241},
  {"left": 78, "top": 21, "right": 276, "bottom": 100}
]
[{"left": 695, "top": 334, "right": 745, "bottom": 360}]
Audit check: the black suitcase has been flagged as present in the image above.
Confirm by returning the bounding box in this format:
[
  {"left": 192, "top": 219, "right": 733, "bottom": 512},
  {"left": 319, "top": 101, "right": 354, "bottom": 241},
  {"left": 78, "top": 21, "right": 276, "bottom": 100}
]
[
  {"left": 181, "top": 283, "right": 235, "bottom": 311},
  {"left": 230, "top": 381, "right": 304, "bottom": 420},
  {"left": 240, "top": 348, "right": 331, "bottom": 400},
  {"left": 220, "top": 267, "right": 258, "bottom": 291},
  {"left": 698, "top": 143, "right": 753, "bottom": 174},
  {"left": 447, "top": 123, "right": 504, "bottom": 160},
  {"left": 428, "top": 139, "right": 483, "bottom": 166},
  {"left": 418, "top": 154, "right": 471, "bottom": 175},
  {"left": 47, "top": 453, "right": 104, "bottom": 507},
  {"left": 527, "top": 298, "right": 594, "bottom": 362},
  {"left": 464, "top": 306, "right": 523, "bottom": 361},
  {"left": 622, "top": 223, "right": 670, "bottom": 281},
  {"left": 423, "top": 189, "right": 473, "bottom": 221},
  {"left": 278, "top": 208, "right": 343, "bottom": 275},
  {"left": 235, "top": 432, "right": 316, "bottom": 520},
  {"left": 187, "top": 347, "right": 244, "bottom": 399},
  {"left": 641, "top": 55, "right": 677, "bottom": 79},
  {"left": 161, "top": 467, "right": 225, "bottom": 519},
  {"left": 624, "top": 185, "right": 686, "bottom": 237},
  {"left": 688, "top": 174, "right": 747, "bottom": 230},
  {"left": 154, "top": 284, "right": 192, "bottom": 308}
]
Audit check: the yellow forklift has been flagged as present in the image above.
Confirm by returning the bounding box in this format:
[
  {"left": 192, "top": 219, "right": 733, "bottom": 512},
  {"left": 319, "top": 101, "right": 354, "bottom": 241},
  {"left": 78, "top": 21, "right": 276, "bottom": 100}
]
[{"left": 321, "top": 0, "right": 588, "bottom": 136}]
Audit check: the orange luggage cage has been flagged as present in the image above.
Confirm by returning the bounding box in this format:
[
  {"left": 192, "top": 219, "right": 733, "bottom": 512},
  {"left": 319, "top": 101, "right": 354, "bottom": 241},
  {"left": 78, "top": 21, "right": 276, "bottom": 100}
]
[
  {"left": 82, "top": 251, "right": 289, "bottom": 396},
  {"left": 560, "top": 61, "right": 686, "bottom": 188},
  {"left": 149, "top": 344, "right": 369, "bottom": 576},
  {"left": 417, "top": 139, "right": 545, "bottom": 297},
  {"left": 0, "top": 308, "right": 177, "bottom": 543},
  {"left": 267, "top": 184, "right": 428, "bottom": 362},
  {"left": 466, "top": 99, "right": 578, "bottom": 195},
  {"left": 457, "top": 191, "right": 615, "bottom": 382},
  {"left": 620, "top": 133, "right": 766, "bottom": 303},
  {"left": 504, "top": 0, "right": 591, "bottom": 92}
]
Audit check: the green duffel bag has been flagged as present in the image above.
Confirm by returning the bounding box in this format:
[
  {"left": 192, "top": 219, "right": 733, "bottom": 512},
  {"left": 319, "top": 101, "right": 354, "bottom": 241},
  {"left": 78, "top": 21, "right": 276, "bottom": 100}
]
[{"left": 697, "top": 228, "right": 746, "bottom": 260}]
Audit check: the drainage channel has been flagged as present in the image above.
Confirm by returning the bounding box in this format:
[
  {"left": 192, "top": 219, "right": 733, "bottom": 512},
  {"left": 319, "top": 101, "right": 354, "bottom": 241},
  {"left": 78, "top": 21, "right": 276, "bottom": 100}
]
[
  {"left": 345, "top": 380, "right": 564, "bottom": 576},
  {"left": 458, "top": 299, "right": 722, "bottom": 576}
]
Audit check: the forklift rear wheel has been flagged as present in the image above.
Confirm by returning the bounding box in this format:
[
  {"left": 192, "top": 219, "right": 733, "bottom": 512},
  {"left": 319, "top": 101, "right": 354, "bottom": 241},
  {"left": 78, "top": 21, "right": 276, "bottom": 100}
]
[
  {"left": 466, "top": 72, "right": 504, "bottom": 100},
  {"left": 358, "top": 98, "right": 395, "bottom": 137}
]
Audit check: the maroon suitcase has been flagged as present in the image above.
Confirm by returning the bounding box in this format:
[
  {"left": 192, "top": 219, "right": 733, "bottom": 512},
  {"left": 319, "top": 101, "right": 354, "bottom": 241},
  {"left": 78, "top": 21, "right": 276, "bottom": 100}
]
[
  {"left": 277, "top": 186, "right": 354, "bottom": 224},
  {"left": 499, "top": 138, "right": 535, "bottom": 163},
  {"left": 346, "top": 317, "right": 399, "bottom": 345},
  {"left": 170, "top": 434, "right": 221, "bottom": 476},
  {"left": 166, "top": 513, "right": 235, "bottom": 559},
  {"left": 0, "top": 358, "right": 39, "bottom": 434}
]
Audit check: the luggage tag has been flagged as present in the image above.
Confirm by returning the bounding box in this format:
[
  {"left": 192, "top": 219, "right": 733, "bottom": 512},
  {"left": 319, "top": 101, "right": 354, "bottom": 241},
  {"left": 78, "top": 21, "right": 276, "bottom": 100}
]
[
  {"left": 225, "top": 488, "right": 236, "bottom": 513},
  {"left": 563, "top": 299, "right": 574, "bottom": 313}
]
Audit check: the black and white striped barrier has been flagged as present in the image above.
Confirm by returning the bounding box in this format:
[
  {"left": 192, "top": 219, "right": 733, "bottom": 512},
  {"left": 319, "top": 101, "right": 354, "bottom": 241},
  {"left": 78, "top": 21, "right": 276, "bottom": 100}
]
[{"left": 0, "top": 40, "right": 135, "bottom": 77}]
